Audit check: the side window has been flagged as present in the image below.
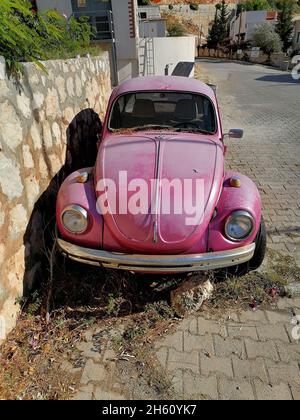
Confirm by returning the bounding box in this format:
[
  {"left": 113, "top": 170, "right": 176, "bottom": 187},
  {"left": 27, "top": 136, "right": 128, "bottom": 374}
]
[
  {"left": 110, "top": 96, "right": 123, "bottom": 128},
  {"left": 117, "top": 96, "right": 125, "bottom": 113},
  {"left": 124, "top": 95, "right": 135, "bottom": 113},
  {"left": 203, "top": 98, "right": 216, "bottom": 132},
  {"left": 195, "top": 96, "right": 204, "bottom": 116}
]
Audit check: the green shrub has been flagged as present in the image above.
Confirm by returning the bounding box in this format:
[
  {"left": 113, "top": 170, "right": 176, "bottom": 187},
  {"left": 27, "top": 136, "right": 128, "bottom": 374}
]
[
  {"left": 167, "top": 22, "right": 185, "bottom": 37},
  {"left": 189, "top": 3, "right": 199, "bottom": 11},
  {"left": 0, "top": 0, "right": 53, "bottom": 75},
  {"left": 0, "top": 0, "right": 95, "bottom": 77},
  {"left": 42, "top": 12, "right": 95, "bottom": 60},
  {"left": 252, "top": 22, "right": 283, "bottom": 59},
  {"left": 168, "top": 4, "right": 174, "bottom": 10},
  {"left": 242, "top": 0, "right": 271, "bottom": 11}
]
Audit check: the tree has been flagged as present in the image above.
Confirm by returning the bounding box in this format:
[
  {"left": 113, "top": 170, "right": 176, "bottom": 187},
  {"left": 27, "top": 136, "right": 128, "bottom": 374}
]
[
  {"left": 218, "top": 0, "right": 230, "bottom": 41},
  {"left": 252, "top": 22, "right": 283, "bottom": 60},
  {"left": 242, "top": 0, "right": 271, "bottom": 12},
  {"left": 138, "top": 0, "right": 150, "bottom": 5},
  {"left": 207, "top": 1, "right": 230, "bottom": 48},
  {"left": 207, "top": 8, "right": 220, "bottom": 48},
  {"left": 275, "top": 0, "right": 296, "bottom": 51},
  {"left": 0, "top": 0, "right": 60, "bottom": 75},
  {"left": 0, "top": 0, "right": 94, "bottom": 77}
]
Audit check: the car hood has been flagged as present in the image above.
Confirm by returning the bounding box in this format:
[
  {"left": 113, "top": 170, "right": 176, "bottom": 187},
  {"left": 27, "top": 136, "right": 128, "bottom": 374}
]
[{"left": 95, "top": 133, "right": 224, "bottom": 253}]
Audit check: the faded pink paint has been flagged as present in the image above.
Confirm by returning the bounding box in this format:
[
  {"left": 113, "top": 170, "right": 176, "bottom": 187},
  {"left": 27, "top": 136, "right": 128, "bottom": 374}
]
[
  {"left": 95, "top": 133, "right": 224, "bottom": 254},
  {"left": 101, "top": 76, "right": 223, "bottom": 141},
  {"left": 56, "top": 76, "right": 262, "bottom": 261},
  {"left": 56, "top": 168, "right": 103, "bottom": 249}
]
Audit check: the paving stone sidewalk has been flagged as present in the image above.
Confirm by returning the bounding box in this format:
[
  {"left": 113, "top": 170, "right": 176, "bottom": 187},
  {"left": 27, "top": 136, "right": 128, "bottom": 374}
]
[
  {"left": 155, "top": 298, "right": 300, "bottom": 400},
  {"left": 70, "top": 297, "right": 300, "bottom": 400},
  {"left": 69, "top": 61, "right": 300, "bottom": 400}
]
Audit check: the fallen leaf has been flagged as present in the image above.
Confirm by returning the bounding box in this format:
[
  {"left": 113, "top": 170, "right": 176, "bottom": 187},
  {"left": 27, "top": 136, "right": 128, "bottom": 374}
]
[
  {"left": 44, "top": 344, "right": 51, "bottom": 353},
  {"left": 28, "top": 367, "right": 35, "bottom": 376}
]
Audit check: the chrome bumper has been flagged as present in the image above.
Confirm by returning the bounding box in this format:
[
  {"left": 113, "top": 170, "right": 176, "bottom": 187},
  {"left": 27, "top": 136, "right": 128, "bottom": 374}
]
[{"left": 57, "top": 238, "right": 256, "bottom": 273}]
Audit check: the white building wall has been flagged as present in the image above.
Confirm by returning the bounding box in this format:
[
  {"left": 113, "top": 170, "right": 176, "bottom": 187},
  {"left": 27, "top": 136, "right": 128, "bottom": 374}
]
[
  {"left": 153, "top": 37, "right": 195, "bottom": 77},
  {"left": 36, "top": 0, "right": 73, "bottom": 17},
  {"left": 139, "top": 36, "right": 196, "bottom": 78},
  {"left": 230, "top": 12, "right": 247, "bottom": 41},
  {"left": 230, "top": 14, "right": 239, "bottom": 39},
  {"left": 245, "top": 10, "right": 267, "bottom": 24},
  {"left": 139, "top": 20, "right": 166, "bottom": 38},
  {"left": 138, "top": 5, "right": 161, "bottom": 20},
  {"left": 111, "top": 0, "right": 140, "bottom": 84},
  {"left": 230, "top": 11, "right": 276, "bottom": 42},
  {"left": 245, "top": 11, "right": 274, "bottom": 41}
]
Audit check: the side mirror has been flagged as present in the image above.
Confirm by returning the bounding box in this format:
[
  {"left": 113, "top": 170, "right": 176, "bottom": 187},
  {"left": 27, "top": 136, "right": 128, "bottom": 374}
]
[
  {"left": 224, "top": 129, "right": 244, "bottom": 140},
  {"left": 229, "top": 129, "right": 244, "bottom": 139}
]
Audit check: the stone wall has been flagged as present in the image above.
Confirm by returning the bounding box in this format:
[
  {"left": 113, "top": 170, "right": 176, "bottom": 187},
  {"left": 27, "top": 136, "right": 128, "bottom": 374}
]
[
  {"left": 197, "top": 48, "right": 292, "bottom": 70},
  {"left": 197, "top": 48, "right": 231, "bottom": 59},
  {"left": 0, "top": 53, "right": 111, "bottom": 339},
  {"left": 160, "top": 2, "right": 237, "bottom": 38}
]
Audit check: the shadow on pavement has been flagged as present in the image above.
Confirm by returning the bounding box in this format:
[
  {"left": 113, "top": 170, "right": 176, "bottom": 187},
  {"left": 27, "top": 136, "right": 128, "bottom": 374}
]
[{"left": 256, "top": 74, "right": 300, "bottom": 84}]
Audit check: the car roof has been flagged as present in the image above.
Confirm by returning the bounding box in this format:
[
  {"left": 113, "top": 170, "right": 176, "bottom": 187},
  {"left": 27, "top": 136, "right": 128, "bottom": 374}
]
[{"left": 111, "top": 76, "right": 216, "bottom": 102}]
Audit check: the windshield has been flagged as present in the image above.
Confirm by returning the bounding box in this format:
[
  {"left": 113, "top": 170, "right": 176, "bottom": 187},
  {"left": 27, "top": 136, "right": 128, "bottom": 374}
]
[{"left": 109, "top": 91, "right": 217, "bottom": 134}]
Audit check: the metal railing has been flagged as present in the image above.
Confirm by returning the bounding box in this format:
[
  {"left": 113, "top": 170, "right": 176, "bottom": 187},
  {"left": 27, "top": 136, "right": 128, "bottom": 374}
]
[
  {"left": 72, "top": 9, "right": 118, "bottom": 85},
  {"left": 73, "top": 10, "right": 112, "bottom": 40}
]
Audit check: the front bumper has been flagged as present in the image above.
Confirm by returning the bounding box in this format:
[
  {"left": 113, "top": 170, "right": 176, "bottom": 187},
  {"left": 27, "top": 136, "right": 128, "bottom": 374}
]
[{"left": 57, "top": 238, "right": 256, "bottom": 273}]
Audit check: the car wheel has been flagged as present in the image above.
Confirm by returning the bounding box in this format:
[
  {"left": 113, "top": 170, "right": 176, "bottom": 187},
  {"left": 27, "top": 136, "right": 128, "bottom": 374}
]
[
  {"left": 217, "top": 216, "right": 267, "bottom": 279},
  {"left": 248, "top": 215, "right": 267, "bottom": 271}
]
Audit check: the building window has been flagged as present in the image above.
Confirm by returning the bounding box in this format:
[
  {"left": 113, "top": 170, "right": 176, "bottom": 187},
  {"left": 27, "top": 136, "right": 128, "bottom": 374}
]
[
  {"left": 95, "top": 16, "right": 110, "bottom": 39},
  {"left": 77, "top": 0, "right": 87, "bottom": 7}
]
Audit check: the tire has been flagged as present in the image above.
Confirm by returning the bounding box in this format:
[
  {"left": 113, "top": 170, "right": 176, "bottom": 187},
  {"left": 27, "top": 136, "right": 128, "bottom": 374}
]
[
  {"left": 218, "top": 216, "right": 267, "bottom": 279},
  {"left": 248, "top": 215, "right": 267, "bottom": 271}
]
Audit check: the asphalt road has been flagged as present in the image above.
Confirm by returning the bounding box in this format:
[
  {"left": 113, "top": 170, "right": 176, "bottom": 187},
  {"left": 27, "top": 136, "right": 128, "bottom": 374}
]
[{"left": 197, "top": 59, "right": 300, "bottom": 263}]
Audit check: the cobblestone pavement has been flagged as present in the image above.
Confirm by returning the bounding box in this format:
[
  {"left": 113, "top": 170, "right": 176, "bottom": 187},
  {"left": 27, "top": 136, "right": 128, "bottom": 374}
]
[
  {"left": 197, "top": 59, "right": 300, "bottom": 264},
  {"left": 71, "top": 61, "right": 300, "bottom": 400},
  {"left": 71, "top": 298, "right": 300, "bottom": 400},
  {"left": 155, "top": 298, "right": 300, "bottom": 400}
]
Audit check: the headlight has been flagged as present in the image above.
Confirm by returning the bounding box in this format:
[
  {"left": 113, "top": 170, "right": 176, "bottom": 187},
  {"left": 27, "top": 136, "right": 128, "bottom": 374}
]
[
  {"left": 61, "top": 205, "right": 88, "bottom": 234},
  {"left": 225, "top": 211, "right": 254, "bottom": 241}
]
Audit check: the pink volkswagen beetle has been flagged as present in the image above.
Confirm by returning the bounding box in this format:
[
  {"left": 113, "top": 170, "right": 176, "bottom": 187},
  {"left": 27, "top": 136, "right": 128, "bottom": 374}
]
[{"left": 56, "top": 76, "right": 266, "bottom": 275}]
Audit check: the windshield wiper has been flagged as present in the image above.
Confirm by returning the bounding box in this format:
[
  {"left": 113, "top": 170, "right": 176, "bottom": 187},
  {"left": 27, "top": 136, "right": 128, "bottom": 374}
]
[
  {"left": 175, "top": 128, "right": 213, "bottom": 135},
  {"left": 133, "top": 125, "right": 176, "bottom": 132},
  {"left": 118, "top": 124, "right": 175, "bottom": 132},
  {"left": 112, "top": 125, "right": 214, "bottom": 135}
]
